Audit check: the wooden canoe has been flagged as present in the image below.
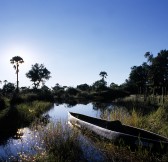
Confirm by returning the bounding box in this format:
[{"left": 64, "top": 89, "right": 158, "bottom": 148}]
[{"left": 68, "top": 112, "right": 168, "bottom": 153}]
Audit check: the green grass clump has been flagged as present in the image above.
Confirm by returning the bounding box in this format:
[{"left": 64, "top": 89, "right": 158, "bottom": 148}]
[
  {"left": 0, "top": 108, "right": 9, "bottom": 119},
  {"left": 92, "top": 138, "right": 168, "bottom": 162},
  {"left": 102, "top": 105, "right": 168, "bottom": 138},
  {"left": 16, "top": 101, "right": 53, "bottom": 123},
  {"left": 99, "top": 102, "right": 168, "bottom": 161},
  {"left": 141, "top": 106, "right": 168, "bottom": 137}
]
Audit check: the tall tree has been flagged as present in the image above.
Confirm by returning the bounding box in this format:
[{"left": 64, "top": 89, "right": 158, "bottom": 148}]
[
  {"left": 126, "top": 49, "right": 168, "bottom": 96},
  {"left": 144, "top": 50, "right": 168, "bottom": 95},
  {"left": 144, "top": 52, "right": 153, "bottom": 64},
  {"left": 10, "top": 56, "right": 24, "bottom": 91},
  {"left": 151, "top": 50, "right": 168, "bottom": 95},
  {"left": 99, "top": 71, "right": 108, "bottom": 81},
  {"left": 129, "top": 63, "right": 149, "bottom": 94},
  {"left": 26, "top": 63, "right": 51, "bottom": 89}
]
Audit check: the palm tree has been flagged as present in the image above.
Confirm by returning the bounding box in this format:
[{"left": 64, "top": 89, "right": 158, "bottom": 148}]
[
  {"left": 10, "top": 56, "right": 24, "bottom": 91},
  {"left": 4, "top": 80, "right": 7, "bottom": 86},
  {"left": 99, "top": 71, "right": 108, "bottom": 81}
]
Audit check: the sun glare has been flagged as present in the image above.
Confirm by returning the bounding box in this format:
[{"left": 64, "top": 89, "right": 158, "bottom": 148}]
[
  {"left": 2, "top": 44, "right": 39, "bottom": 67},
  {"left": 7, "top": 47, "right": 31, "bottom": 63}
]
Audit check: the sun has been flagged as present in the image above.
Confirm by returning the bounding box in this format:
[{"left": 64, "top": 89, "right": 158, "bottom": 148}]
[
  {"left": 0, "top": 44, "right": 37, "bottom": 87},
  {"left": 2, "top": 44, "right": 37, "bottom": 66}
]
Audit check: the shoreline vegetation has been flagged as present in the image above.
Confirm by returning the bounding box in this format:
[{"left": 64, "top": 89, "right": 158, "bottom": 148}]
[
  {"left": 0, "top": 99, "right": 53, "bottom": 146},
  {"left": 16, "top": 100, "right": 168, "bottom": 162},
  {"left": 0, "top": 91, "right": 168, "bottom": 161}
]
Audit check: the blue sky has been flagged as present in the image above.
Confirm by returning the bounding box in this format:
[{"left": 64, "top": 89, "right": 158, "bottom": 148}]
[{"left": 0, "top": 0, "right": 168, "bottom": 88}]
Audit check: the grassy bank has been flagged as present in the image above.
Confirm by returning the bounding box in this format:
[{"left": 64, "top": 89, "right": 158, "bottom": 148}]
[
  {"left": 0, "top": 100, "right": 53, "bottom": 140},
  {"left": 16, "top": 101, "right": 53, "bottom": 123},
  {"left": 96, "top": 97, "right": 168, "bottom": 161},
  {"left": 0, "top": 92, "right": 53, "bottom": 123},
  {"left": 111, "top": 95, "right": 168, "bottom": 137},
  {"left": 1, "top": 100, "right": 53, "bottom": 121},
  {"left": 101, "top": 106, "right": 168, "bottom": 138}
]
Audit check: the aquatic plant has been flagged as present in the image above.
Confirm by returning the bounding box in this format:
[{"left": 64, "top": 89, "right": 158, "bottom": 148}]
[{"left": 18, "top": 121, "right": 86, "bottom": 162}]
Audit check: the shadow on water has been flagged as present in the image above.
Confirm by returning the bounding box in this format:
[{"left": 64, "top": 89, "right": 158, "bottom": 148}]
[
  {"left": 0, "top": 106, "right": 50, "bottom": 145},
  {"left": 0, "top": 107, "right": 23, "bottom": 145}
]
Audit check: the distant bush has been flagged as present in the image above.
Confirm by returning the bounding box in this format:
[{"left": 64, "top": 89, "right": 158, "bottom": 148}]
[
  {"left": 92, "top": 89, "right": 129, "bottom": 101},
  {"left": 37, "top": 89, "right": 54, "bottom": 102},
  {"left": 77, "top": 83, "right": 90, "bottom": 91},
  {"left": 77, "top": 92, "right": 93, "bottom": 99},
  {"left": 66, "top": 87, "right": 79, "bottom": 96}
]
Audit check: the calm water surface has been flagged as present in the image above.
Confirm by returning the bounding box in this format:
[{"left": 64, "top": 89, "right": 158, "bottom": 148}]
[
  {"left": 0, "top": 102, "right": 115, "bottom": 161},
  {"left": 47, "top": 103, "right": 102, "bottom": 121}
]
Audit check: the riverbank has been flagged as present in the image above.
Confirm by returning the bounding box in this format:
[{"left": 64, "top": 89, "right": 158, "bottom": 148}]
[
  {"left": 17, "top": 96, "right": 168, "bottom": 161},
  {"left": 0, "top": 95, "right": 53, "bottom": 146},
  {"left": 97, "top": 99, "right": 168, "bottom": 161},
  {"left": 1, "top": 94, "right": 168, "bottom": 161}
]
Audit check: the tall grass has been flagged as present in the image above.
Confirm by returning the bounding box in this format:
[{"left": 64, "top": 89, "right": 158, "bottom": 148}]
[
  {"left": 98, "top": 99, "right": 168, "bottom": 161},
  {"left": 101, "top": 106, "right": 168, "bottom": 138},
  {"left": 0, "top": 97, "right": 9, "bottom": 118},
  {"left": 18, "top": 121, "right": 86, "bottom": 162},
  {"left": 91, "top": 138, "right": 168, "bottom": 162},
  {"left": 16, "top": 101, "right": 53, "bottom": 123}
]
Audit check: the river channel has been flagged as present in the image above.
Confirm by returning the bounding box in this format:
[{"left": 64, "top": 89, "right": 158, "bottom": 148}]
[{"left": 0, "top": 102, "right": 118, "bottom": 161}]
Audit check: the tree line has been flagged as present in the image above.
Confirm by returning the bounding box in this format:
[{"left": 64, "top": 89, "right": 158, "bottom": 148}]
[
  {"left": 1, "top": 50, "right": 168, "bottom": 98},
  {"left": 124, "top": 49, "right": 168, "bottom": 96},
  {"left": 0, "top": 56, "right": 51, "bottom": 94}
]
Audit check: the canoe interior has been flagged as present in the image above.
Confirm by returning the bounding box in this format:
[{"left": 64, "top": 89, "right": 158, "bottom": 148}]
[{"left": 69, "top": 112, "right": 168, "bottom": 142}]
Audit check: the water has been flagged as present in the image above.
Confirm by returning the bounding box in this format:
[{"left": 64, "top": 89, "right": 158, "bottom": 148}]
[
  {"left": 47, "top": 103, "right": 102, "bottom": 121},
  {"left": 0, "top": 102, "right": 114, "bottom": 161}
]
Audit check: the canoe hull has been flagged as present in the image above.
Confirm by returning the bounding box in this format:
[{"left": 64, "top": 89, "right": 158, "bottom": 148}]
[{"left": 68, "top": 112, "right": 168, "bottom": 153}]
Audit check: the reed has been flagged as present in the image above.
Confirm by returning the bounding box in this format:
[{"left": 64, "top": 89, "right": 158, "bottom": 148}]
[
  {"left": 16, "top": 101, "right": 53, "bottom": 122},
  {"left": 103, "top": 106, "right": 168, "bottom": 138},
  {"left": 92, "top": 139, "right": 168, "bottom": 162},
  {"left": 98, "top": 102, "right": 168, "bottom": 161},
  {"left": 18, "top": 121, "right": 86, "bottom": 162},
  {"left": 79, "top": 125, "right": 167, "bottom": 162}
]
